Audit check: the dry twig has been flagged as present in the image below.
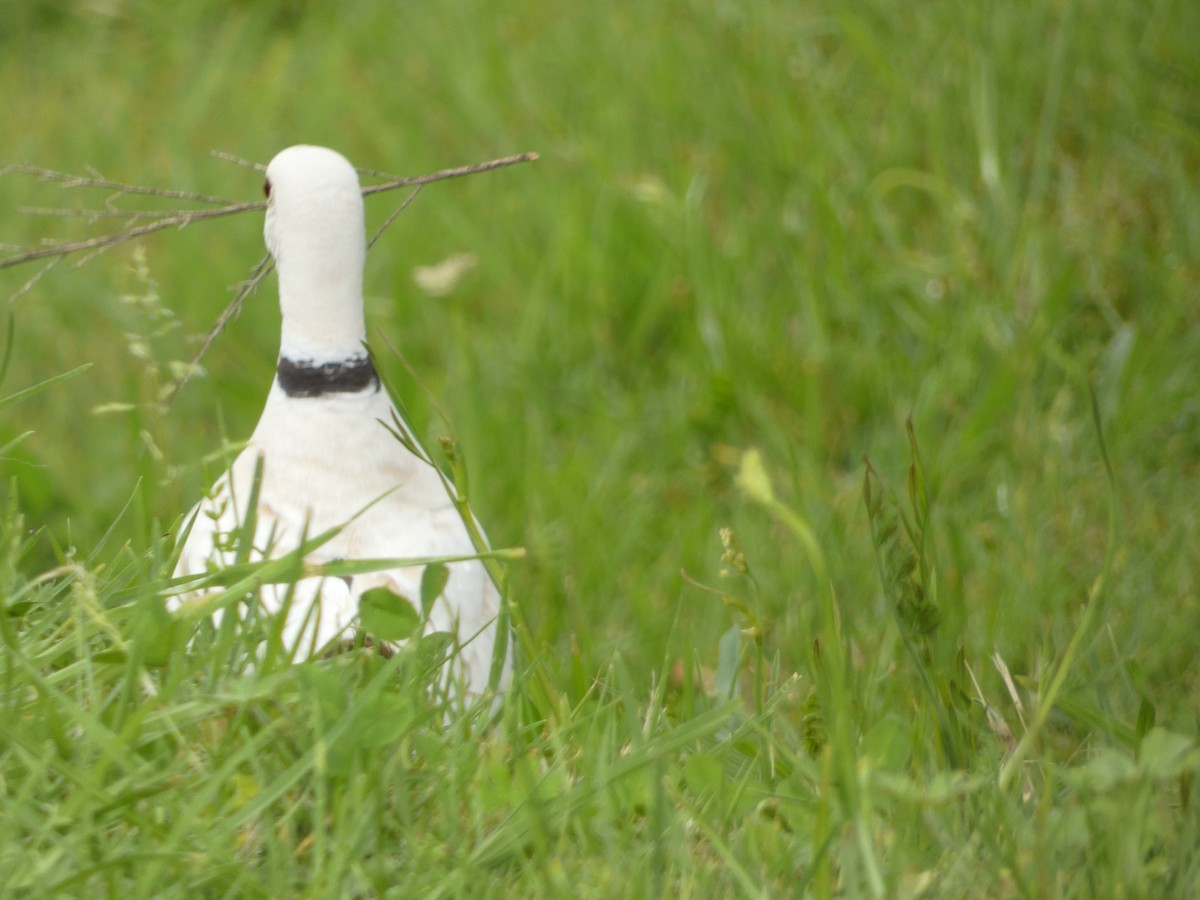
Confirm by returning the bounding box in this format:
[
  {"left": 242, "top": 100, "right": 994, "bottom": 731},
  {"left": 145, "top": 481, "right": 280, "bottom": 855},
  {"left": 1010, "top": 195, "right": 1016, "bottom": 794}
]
[
  {"left": 0, "top": 200, "right": 265, "bottom": 270},
  {"left": 0, "top": 152, "right": 537, "bottom": 272},
  {"left": 2, "top": 163, "right": 237, "bottom": 205},
  {"left": 1, "top": 150, "right": 538, "bottom": 397}
]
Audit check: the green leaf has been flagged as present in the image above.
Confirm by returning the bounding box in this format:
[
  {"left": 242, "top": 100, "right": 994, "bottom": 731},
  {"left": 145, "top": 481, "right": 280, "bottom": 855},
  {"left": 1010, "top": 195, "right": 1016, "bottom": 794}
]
[
  {"left": 420, "top": 562, "right": 450, "bottom": 612},
  {"left": 871, "top": 771, "right": 987, "bottom": 804},
  {"left": 415, "top": 631, "right": 456, "bottom": 675},
  {"left": 229, "top": 774, "right": 260, "bottom": 809},
  {"left": 0, "top": 363, "right": 92, "bottom": 414},
  {"left": 359, "top": 586, "right": 420, "bottom": 641},
  {"left": 308, "top": 548, "right": 524, "bottom": 580},
  {"left": 0, "top": 310, "right": 14, "bottom": 389},
  {"left": 356, "top": 693, "right": 417, "bottom": 747},
  {"left": 861, "top": 715, "right": 911, "bottom": 772},
  {"left": 1134, "top": 697, "right": 1156, "bottom": 747},
  {"left": 1067, "top": 748, "right": 1139, "bottom": 791},
  {"left": 683, "top": 752, "right": 725, "bottom": 798},
  {"left": 1138, "top": 728, "right": 1200, "bottom": 780},
  {"left": 0, "top": 430, "right": 33, "bottom": 457},
  {"left": 735, "top": 447, "right": 776, "bottom": 505},
  {"left": 715, "top": 623, "right": 741, "bottom": 700},
  {"left": 298, "top": 665, "right": 348, "bottom": 716}
]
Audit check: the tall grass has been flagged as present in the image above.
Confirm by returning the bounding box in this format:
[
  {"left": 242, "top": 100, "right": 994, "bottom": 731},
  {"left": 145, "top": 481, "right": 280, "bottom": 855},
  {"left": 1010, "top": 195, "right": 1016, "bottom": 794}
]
[{"left": 1, "top": 0, "right": 1198, "bottom": 894}]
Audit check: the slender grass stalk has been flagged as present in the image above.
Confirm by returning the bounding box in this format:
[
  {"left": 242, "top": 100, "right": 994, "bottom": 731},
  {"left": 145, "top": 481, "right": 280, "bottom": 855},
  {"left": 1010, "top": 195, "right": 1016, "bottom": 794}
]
[{"left": 999, "top": 384, "right": 1118, "bottom": 791}]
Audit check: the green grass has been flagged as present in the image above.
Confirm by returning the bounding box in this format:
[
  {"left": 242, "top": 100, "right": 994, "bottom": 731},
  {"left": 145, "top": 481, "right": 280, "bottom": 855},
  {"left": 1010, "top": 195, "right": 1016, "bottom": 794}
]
[{"left": 1, "top": 0, "right": 1198, "bottom": 894}]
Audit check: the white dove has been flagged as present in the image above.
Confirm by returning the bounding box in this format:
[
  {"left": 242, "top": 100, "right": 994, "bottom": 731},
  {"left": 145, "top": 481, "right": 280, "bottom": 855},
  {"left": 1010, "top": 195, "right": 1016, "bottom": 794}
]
[{"left": 170, "top": 144, "right": 509, "bottom": 699}]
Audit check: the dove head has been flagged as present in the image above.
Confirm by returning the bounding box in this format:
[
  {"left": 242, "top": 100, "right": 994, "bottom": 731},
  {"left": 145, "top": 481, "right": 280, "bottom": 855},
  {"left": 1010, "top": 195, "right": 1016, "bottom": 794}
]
[{"left": 263, "top": 145, "right": 368, "bottom": 362}]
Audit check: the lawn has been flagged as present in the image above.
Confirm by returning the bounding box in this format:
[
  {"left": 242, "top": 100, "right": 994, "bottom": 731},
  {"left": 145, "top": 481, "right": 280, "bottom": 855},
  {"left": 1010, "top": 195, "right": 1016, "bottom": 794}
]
[{"left": 1, "top": 0, "right": 1197, "bottom": 895}]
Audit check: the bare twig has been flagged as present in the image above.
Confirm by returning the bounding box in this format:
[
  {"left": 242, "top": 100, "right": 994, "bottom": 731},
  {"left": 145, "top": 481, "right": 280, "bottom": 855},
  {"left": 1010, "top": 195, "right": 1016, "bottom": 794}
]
[
  {"left": 162, "top": 253, "right": 274, "bottom": 403},
  {"left": 9, "top": 258, "right": 62, "bottom": 304},
  {"left": 1, "top": 163, "right": 236, "bottom": 205},
  {"left": 18, "top": 206, "right": 189, "bottom": 221},
  {"left": 0, "top": 201, "right": 266, "bottom": 270},
  {"left": 369, "top": 185, "right": 423, "bottom": 249},
  {"left": 4, "top": 150, "right": 538, "bottom": 396},
  {"left": 209, "top": 150, "right": 266, "bottom": 172},
  {"left": 1, "top": 152, "right": 538, "bottom": 273},
  {"left": 359, "top": 152, "right": 538, "bottom": 195}
]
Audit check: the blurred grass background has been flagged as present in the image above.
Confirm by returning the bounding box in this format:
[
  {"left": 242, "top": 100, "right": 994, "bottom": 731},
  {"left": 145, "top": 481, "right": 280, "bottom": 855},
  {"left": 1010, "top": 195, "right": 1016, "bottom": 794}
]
[{"left": 1, "top": 0, "right": 1198, "bottom": 893}]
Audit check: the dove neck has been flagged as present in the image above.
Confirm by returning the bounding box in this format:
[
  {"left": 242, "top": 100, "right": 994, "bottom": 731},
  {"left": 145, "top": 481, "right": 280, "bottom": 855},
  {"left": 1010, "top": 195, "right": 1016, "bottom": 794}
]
[{"left": 276, "top": 272, "right": 368, "bottom": 363}]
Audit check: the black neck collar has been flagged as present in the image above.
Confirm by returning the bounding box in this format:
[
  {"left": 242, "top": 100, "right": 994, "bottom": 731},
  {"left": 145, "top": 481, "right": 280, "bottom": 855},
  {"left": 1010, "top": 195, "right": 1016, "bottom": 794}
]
[{"left": 276, "top": 355, "right": 380, "bottom": 398}]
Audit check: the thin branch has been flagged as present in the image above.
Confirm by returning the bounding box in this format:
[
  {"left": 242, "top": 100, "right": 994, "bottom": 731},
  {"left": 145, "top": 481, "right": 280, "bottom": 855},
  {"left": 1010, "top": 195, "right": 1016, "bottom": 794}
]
[
  {"left": 18, "top": 206, "right": 187, "bottom": 221},
  {"left": 368, "top": 185, "right": 422, "bottom": 249},
  {"left": 1, "top": 152, "right": 537, "bottom": 273},
  {"left": 1, "top": 163, "right": 236, "bottom": 205},
  {"left": 0, "top": 201, "right": 266, "bottom": 270},
  {"left": 7, "top": 257, "right": 62, "bottom": 304},
  {"left": 163, "top": 253, "right": 275, "bottom": 403},
  {"left": 359, "top": 152, "right": 539, "bottom": 195},
  {"left": 209, "top": 150, "right": 266, "bottom": 172},
  {"left": 4, "top": 150, "right": 538, "bottom": 397}
]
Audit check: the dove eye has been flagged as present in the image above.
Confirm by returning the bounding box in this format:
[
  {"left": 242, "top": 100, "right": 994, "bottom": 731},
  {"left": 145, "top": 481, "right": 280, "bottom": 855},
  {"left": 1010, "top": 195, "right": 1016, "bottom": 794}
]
[{"left": 263, "top": 178, "right": 272, "bottom": 199}]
